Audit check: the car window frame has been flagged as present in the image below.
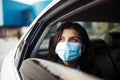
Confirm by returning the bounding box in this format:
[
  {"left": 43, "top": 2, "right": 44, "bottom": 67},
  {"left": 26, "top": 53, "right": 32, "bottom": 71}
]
[{"left": 17, "top": 0, "right": 107, "bottom": 72}]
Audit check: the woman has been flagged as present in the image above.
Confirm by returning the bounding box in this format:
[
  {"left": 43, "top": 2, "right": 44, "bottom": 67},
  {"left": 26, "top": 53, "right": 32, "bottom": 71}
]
[{"left": 47, "top": 22, "right": 98, "bottom": 75}]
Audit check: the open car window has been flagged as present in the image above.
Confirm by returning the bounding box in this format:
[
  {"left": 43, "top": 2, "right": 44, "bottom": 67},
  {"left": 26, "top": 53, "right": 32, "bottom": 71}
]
[{"left": 35, "top": 21, "right": 120, "bottom": 60}]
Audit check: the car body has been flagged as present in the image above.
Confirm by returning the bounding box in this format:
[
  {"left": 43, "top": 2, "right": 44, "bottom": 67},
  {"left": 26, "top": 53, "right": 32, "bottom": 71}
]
[{"left": 1, "top": 0, "right": 120, "bottom": 80}]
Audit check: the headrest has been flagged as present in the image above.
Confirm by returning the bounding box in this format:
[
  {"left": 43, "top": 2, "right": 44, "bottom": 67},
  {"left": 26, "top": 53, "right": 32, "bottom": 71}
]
[
  {"left": 90, "top": 39, "right": 107, "bottom": 50},
  {"left": 104, "top": 32, "right": 120, "bottom": 47}
]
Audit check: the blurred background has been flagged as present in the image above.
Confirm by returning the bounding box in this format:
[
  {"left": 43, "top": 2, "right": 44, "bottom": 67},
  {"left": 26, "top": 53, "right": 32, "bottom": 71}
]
[{"left": 0, "top": 0, "right": 52, "bottom": 72}]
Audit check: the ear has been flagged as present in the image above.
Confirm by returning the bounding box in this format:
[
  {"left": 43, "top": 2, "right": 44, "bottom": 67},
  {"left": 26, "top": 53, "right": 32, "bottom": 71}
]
[{"left": 82, "top": 45, "right": 86, "bottom": 53}]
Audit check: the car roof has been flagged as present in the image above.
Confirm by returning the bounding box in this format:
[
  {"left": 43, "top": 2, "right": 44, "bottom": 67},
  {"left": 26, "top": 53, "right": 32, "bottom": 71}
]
[
  {"left": 33, "top": 0, "right": 119, "bottom": 26},
  {"left": 66, "top": 0, "right": 120, "bottom": 22}
]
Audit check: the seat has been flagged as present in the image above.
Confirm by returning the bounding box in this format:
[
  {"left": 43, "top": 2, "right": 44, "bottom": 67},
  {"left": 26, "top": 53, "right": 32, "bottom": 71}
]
[
  {"left": 90, "top": 39, "right": 117, "bottom": 80},
  {"left": 104, "top": 32, "right": 120, "bottom": 79},
  {"left": 104, "top": 32, "right": 120, "bottom": 47}
]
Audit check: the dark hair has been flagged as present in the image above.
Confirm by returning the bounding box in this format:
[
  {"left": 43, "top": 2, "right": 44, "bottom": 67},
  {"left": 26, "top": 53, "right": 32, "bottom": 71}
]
[{"left": 47, "top": 22, "right": 97, "bottom": 74}]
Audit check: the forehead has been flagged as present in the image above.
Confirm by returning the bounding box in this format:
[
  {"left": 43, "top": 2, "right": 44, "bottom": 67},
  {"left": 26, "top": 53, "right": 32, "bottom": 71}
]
[{"left": 62, "top": 28, "right": 80, "bottom": 37}]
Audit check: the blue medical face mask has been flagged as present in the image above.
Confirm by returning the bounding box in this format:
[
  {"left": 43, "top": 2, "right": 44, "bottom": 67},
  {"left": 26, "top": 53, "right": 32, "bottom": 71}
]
[{"left": 55, "top": 42, "right": 82, "bottom": 63}]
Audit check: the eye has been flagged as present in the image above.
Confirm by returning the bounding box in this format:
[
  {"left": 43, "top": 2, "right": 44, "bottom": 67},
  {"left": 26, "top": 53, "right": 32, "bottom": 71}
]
[{"left": 69, "top": 37, "right": 81, "bottom": 43}]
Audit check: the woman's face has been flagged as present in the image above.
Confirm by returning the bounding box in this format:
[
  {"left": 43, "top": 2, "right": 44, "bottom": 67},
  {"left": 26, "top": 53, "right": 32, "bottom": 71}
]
[{"left": 59, "top": 28, "right": 81, "bottom": 43}]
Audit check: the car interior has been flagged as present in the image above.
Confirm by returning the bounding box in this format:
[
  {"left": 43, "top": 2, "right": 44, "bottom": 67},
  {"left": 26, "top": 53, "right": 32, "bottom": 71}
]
[{"left": 91, "top": 32, "right": 120, "bottom": 79}]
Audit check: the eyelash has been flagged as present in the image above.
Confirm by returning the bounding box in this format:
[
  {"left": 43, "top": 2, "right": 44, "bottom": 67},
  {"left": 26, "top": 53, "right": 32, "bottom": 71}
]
[
  {"left": 70, "top": 39, "right": 79, "bottom": 42},
  {"left": 59, "top": 38, "right": 80, "bottom": 42}
]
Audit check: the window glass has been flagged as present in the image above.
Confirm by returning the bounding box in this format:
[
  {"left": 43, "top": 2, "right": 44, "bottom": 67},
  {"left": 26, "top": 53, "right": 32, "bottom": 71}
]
[
  {"left": 35, "top": 24, "right": 57, "bottom": 59},
  {"left": 76, "top": 22, "right": 120, "bottom": 40}
]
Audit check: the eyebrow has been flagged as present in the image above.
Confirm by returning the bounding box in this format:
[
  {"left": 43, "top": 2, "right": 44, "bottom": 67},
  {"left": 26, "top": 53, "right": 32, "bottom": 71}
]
[
  {"left": 61, "top": 36, "right": 80, "bottom": 38},
  {"left": 70, "top": 36, "right": 80, "bottom": 39}
]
